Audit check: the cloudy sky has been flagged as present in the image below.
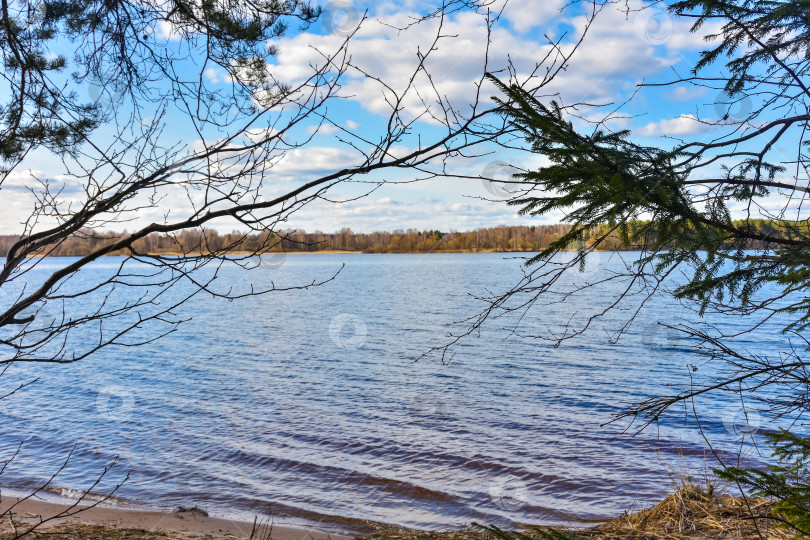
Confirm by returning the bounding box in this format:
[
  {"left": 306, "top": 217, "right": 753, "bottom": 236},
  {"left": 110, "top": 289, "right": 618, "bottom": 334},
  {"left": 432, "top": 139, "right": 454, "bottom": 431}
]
[{"left": 3, "top": 0, "right": 757, "bottom": 235}]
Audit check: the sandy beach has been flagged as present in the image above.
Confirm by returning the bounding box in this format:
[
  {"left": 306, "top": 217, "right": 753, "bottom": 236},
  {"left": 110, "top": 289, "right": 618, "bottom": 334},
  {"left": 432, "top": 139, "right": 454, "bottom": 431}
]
[
  {"left": 0, "top": 486, "right": 791, "bottom": 540},
  {"left": 0, "top": 496, "right": 351, "bottom": 539}
]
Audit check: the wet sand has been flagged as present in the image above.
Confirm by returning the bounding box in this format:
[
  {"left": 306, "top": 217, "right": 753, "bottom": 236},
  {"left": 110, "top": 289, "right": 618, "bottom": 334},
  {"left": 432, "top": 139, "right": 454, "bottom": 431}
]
[{"left": 0, "top": 496, "right": 351, "bottom": 539}]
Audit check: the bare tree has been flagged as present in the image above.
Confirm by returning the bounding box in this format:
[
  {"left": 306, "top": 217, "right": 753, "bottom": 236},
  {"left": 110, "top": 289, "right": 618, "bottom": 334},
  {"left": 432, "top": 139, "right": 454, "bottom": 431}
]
[
  {"left": 0, "top": 0, "right": 605, "bottom": 535},
  {"left": 1, "top": 0, "right": 493, "bottom": 363}
]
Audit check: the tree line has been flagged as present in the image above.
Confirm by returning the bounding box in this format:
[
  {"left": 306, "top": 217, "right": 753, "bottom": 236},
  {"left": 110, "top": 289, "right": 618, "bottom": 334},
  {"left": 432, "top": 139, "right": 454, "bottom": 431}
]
[
  {"left": 0, "top": 225, "right": 572, "bottom": 256},
  {"left": 0, "top": 219, "right": 793, "bottom": 257}
]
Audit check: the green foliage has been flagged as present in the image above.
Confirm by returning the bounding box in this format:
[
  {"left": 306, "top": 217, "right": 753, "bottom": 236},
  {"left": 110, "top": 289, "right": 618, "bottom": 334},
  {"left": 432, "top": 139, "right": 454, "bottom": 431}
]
[
  {"left": 488, "top": 0, "right": 810, "bottom": 334},
  {"left": 670, "top": 0, "right": 810, "bottom": 96},
  {"left": 715, "top": 429, "right": 810, "bottom": 537},
  {"left": 0, "top": 0, "right": 320, "bottom": 163}
]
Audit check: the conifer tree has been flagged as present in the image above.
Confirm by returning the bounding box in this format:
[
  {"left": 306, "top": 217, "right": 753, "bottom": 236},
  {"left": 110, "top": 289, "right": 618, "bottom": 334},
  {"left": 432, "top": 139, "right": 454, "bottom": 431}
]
[{"left": 477, "top": 3, "right": 810, "bottom": 532}]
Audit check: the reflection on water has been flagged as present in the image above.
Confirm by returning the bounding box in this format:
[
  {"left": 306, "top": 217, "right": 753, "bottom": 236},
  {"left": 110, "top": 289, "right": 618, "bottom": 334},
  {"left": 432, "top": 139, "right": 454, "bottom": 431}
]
[{"left": 0, "top": 253, "right": 788, "bottom": 534}]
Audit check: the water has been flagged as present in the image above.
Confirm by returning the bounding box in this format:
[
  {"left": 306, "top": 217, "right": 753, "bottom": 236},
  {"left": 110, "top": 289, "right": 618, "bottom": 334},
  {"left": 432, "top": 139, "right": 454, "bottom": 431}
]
[{"left": 0, "top": 253, "right": 796, "bottom": 534}]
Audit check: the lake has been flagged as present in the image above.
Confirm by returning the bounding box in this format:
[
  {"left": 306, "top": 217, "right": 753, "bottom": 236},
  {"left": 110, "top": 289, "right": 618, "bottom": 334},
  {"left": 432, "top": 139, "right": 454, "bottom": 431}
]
[{"left": 0, "top": 253, "right": 787, "bottom": 534}]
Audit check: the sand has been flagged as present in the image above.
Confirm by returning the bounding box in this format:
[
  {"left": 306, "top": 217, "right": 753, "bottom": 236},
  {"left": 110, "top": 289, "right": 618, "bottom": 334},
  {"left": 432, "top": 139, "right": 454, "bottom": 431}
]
[
  {"left": 0, "top": 496, "right": 351, "bottom": 539},
  {"left": 1, "top": 486, "right": 792, "bottom": 540}
]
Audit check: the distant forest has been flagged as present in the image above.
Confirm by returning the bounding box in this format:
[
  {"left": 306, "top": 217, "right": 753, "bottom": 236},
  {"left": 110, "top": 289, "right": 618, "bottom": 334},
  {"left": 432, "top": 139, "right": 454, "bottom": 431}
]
[{"left": 0, "top": 220, "right": 795, "bottom": 257}]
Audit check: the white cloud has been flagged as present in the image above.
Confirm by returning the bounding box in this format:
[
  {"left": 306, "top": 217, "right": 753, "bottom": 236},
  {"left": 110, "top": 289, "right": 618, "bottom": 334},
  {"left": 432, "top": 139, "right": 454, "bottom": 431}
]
[
  {"left": 637, "top": 114, "right": 714, "bottom": 136},
  {"left": 245, "top": 127, "right": 279, "bottom": 143},
  {"left": 204, "top": 68, "right": 228, "bottom": 84},
  {"left": 281, "top": 184, "right": 530, "bottom": 233},
  {"left": 269, "top": 146, "right": 361, "bottom": 178},
  {"left": 155, "top": 20, "right": 181, "bottom": 41},
  {"left": 666, "top": 86, "right": 708, "bottom": 101},
  {"left": 496, "top": 0, "right": 566, "bottom": 33},
  {"left": 0, "top": 2, "right": 741, "bottom": 236},
  {"left": 305, "top": 124, "right": 340, "bottom": 135},
  {"left": 264, "top": 1, "right": 691, "bottom": 124}
]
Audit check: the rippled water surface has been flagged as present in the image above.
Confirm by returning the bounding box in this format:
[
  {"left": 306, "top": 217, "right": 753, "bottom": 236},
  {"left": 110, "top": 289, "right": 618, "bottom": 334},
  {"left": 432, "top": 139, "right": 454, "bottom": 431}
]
[{"left": 0, "top": 253, "right": 792, "bottom": 534}]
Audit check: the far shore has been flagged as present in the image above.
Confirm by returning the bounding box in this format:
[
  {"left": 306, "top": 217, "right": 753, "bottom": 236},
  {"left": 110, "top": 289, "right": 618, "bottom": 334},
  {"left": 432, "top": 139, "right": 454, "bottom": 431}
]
[{"left": 21, "top": 249, "right": 597, "bottom": 258}]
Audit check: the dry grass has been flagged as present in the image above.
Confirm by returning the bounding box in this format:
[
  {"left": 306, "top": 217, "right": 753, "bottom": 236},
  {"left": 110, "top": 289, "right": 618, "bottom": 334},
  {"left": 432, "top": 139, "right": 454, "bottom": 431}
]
[
  {"left": 571, "top": 486, "right": 789, "bottom": 539},
  {"left": 359, "top": 487, "right": 793, "bottom": 540}
]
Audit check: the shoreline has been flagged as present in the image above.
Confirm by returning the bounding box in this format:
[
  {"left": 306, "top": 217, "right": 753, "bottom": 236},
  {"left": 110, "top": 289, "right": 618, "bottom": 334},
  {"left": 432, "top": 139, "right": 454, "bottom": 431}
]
[
  {"left": 0, "top": 495, "right": 354, "bottom": 539},
  {"left": 1, "top": 485, "right": 788, "bottom": 540}
]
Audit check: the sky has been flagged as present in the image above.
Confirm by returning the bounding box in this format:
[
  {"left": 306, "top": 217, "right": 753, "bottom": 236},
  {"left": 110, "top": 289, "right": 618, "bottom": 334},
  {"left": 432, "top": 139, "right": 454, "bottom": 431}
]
[{"left": 2, "top": 0, "right": 784, "bottom": 235}]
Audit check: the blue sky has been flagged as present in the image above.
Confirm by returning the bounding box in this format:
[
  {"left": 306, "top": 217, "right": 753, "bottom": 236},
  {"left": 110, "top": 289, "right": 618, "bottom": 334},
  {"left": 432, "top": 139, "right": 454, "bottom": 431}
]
[{"left": 4, "top": 0, "right": 782, "bottom": 235}]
